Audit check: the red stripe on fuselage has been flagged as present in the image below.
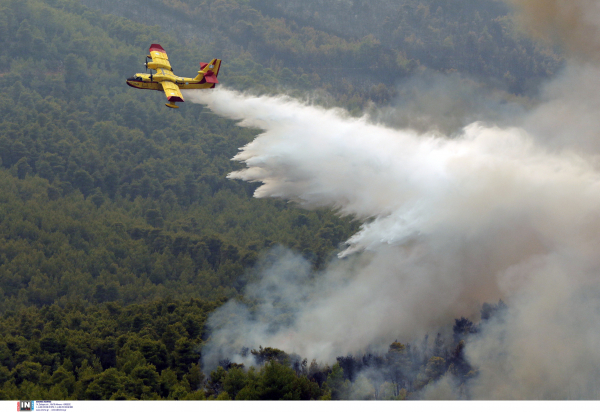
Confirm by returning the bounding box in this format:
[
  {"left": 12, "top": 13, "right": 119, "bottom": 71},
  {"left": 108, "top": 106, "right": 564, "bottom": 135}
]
[{"left": 126, "top": 80, "right": 158, "bottom": 90}]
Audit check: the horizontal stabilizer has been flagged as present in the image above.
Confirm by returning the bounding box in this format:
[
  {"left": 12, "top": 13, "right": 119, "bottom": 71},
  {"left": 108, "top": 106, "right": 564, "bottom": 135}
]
[
  {"left": 204, "top": 73, "right": 219, "bottom": 84},
  {"left": 194, "top": 58, "right": 221, "bottom": 82}
]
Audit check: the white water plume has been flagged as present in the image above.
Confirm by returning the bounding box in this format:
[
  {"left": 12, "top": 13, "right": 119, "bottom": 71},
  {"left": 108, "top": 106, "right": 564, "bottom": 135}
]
[{"left": 185, "top": 87, "right": 600, "bottom": 399}]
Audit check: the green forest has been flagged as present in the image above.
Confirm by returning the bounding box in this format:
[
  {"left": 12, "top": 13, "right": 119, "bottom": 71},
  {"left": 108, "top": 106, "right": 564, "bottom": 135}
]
[{"left": 0, "top": 0, "right": 561, "bottom": 400}]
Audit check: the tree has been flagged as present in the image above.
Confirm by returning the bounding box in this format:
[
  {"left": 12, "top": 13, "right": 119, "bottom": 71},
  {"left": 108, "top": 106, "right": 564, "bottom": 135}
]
[
  {"left": 259, "top": 360, "right": 301, "bottom": 400},
  {"left": 64, "top": 54, "right": 88, "bottom": 83},
  {"left": 173, "top": 338, "right": 200, "bottom": 376},
  {"left": 386, "top": 342, "right": 408, "bottom": 397},
  {"left": 130, "top": 364, "right": 160, "bottom": 397},
  {"left": 323, "top": 363, "right": 349, "bottom": 400},
  {"left": 221, "top": 366, "right": 247, "bottom": 399},
  {"left": 73, "top": 169, "right": 94, "bottom": 197},
  {"left": 12, "top": 361, "right": 42, "bottom": 385},
  {"left": 206, "top": 366, "right": 226, "bottom": 397},
  {"left": 185, "top": 364, "right": 205, "bottom": 391},
  {"left": 90, "top": 190, "right": 105, "bottom": 208},
  {"left": 16, "top": 19, "right": 33, "bottom": 53},
  {"left": 416, "top": 356, "right": 447, "bottom": 390},
  {"left": 145, "top": 209, "right": 164, "bottom": 228},
  {"left": 86, "top": 368, "right": 124, "bottom": 399},
  {"left": 453, "top": 317, "right": 477, "bottom": 342},
  {"left": 15, "top": 157, "right": 31, "bottom": 179}
]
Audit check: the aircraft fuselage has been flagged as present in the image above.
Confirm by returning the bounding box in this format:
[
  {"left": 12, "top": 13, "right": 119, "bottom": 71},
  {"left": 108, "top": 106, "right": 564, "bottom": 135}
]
[{"left": 126, "top": 70, "right": 216, "bottom": 91}]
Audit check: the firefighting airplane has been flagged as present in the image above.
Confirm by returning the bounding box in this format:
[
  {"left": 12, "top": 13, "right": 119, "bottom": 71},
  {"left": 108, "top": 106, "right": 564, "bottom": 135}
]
[{"left": 126, "top": 44, "right": 221, "bottom": 109}]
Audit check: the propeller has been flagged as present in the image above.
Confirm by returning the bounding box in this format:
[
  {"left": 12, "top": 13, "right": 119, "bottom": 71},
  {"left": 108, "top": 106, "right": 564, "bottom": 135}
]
[{"left": 145, "top": 57, "right": 154, "bottom": 82}]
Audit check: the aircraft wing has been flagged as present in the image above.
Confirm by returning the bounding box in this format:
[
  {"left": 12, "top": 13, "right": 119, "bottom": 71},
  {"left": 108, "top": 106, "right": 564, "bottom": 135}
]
[
  {"left": 160, "top": 80, "right": 184, "bottom": 106},
  {"left": 148, "top": 44, "right": 172, "bottom": 71}
]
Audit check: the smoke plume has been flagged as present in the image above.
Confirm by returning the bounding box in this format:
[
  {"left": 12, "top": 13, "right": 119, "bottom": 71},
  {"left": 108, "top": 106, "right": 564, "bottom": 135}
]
[
  {"left": 522, "top": 63, "right": 600, "bottom": 153},
  {"left": 185, "top": 80, "right": 600, "bottom": 398},
  {"left": 370, "top": 71, "right": 526, "bottom": 136},
  {"left": 507, "top": 0, "right": 600, "bottom": 60}
]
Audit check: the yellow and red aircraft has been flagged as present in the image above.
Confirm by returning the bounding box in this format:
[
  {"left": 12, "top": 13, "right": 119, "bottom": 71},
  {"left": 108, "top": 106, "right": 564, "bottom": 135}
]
[{"left": 126, "top": 44, "right": 221, "bottom": 109}]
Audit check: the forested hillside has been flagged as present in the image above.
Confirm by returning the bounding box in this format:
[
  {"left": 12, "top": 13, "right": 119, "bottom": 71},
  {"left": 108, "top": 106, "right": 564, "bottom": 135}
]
[
  {"left": 252, "top": 0, "right": 562, "bottom": 93},
  {"left": 0, "top": 0, "right": 359, "bottom": 311},
  {"left": 0, "top": 0, "right": 561, "bottom": 401},
  {"left": 0, "top": 0, "right": 361, "bottom": 399},
  {"left": 82, "top": 0, "right": 563, "bottom": 98}
]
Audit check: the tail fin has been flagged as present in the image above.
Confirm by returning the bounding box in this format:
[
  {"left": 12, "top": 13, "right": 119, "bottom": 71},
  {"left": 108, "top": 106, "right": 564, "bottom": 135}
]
[{"left": 194, "top": 58, "right": 222, "bottom": 85}]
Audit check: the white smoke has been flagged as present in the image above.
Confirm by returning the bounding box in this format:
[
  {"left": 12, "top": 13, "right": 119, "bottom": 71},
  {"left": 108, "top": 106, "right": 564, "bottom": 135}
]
[
  {"left": 522, "top": 63, "right": 600, "bottom": 153},
  {"left": 184, "top": 83, "right": 600, "bottom": 398}
]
